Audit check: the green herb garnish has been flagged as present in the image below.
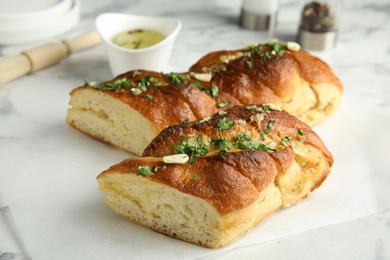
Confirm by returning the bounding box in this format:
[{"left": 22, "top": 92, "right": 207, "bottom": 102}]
[
  {"left": 232, "top": 132, "right": 275, "bottom": 153},
  {"left": 252, "top": 41, "right": 285, "bottom": 59},
  {"left": 234, "top": 139, "right": 259, "bottom": 150},
  {"left": 262, "top": 104, "right": 271, "bottom": 111},
  {"left": 281, "top": 136, "right": 292, "bottom": 143},
  {"left": 218, "top": 101, "right": 231, "bottom": 108},
  {"left": 264, "top": 119, "right": 275, "bottom": 134},
  {"left": 165, "top": 72, "right": 188, "bottom": 83},
  {"left": 217, "top": 117, "right": 235, "bottom": 131},
  {"left": 267, "top": 41, "right": 286, "bottom": 56},
  {"left": 136, "top": 166, "right": 153, "bottom": 176},
  {"left": 174, "top": 134, "right": 209, "bottom": 163},
  {"left": 92, "top": 77, "right": 133, "bottom": 91},
  {"left": 298, "top": 129, "right": 304, "bottom": 136},
  {"left": 129, "top": 75, "right": 153, "bottom": 95},
  {"left": 257, "top": 143, "right": 277, "bottom": 153},
  {"left": 131, "top": 88, "right": 142, "bottom": 96},
  {"left": 233, "top": 132, "right": 253, "bottom": 143},
  {"left": 211, "top": 84, "right": 219, "bottom": 99},
  {"left": 181, "top": 118, "right": 189, "bottom": 124},
  {"left": 144, "top": 94, "right": 153, "bottom": 100},
  {"left": 190, "top": 175, "right": 199, "bottom": 181},
  {"left": 254, "top": 44, "right": 263, "bottom": 54},
  {"left": 132, "top": 70, "right": 141, "bottom": 77},
  {"left": 210, "top": 137, "right": 232, "bottom": 153},
  {"left": 192, "top": 81, "right": 210, "bottom": 94},
  {"left": 152, "top": 79, "right": 160, "bottom": 86},
  {"left": 205, "top": 64, "right": 227, "bottom": 73},
  {"left": 246, "top": 60, "right": 252, "bottom": 68},
  {"left": 133, "top": 39, "right": 142, "bottom": 49},
  {"left": 139, "top": 74, "right": 152, "bottom": 88},
  {"left": 189, "top": 155, "right": 197, "bottom": 163},
  {"left": 234, "top": 139, "right": 276, "bottom": 153},
  {"left": 262, "top": 52, "right": 272, "bottom": 59}
]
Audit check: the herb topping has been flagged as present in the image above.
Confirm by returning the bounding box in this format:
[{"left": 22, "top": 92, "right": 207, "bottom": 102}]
[
  {"left": 210, "top": 137, "right": 232, "bottom": 153},
  {"left": 190, "top": 175, "right": 199, "bottom": 181},
  {"left": 217, "top": 117, "right": 235, "bottom": 131},
  {"left": 264, "top": 119, "right": 275, "bottom": 134},
  {"left": 136, "top": 166, "right": 153, "bottom": 176},
  {"left": 174, "top": 135, "right": 209, "bottom": 163},
  {"left": 165, "top": 72, "right": 188, "bottom": 83},
  {"left": 92, "top": 77, "right": 133, "bottom": 91},
  {"left": 218, "top": 101, "right": 231, "bottom": 108},
  {"left": 211, "top": 84, "right": 219, "bottom": 99}
]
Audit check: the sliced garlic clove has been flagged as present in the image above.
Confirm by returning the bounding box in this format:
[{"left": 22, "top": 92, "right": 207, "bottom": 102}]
[{"left": 163, "top": 154, "right": 189, "bottom": 164}]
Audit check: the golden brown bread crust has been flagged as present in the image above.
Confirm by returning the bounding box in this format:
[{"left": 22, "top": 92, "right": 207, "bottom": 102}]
[
  {"left": 67, "top": 44, "right": 343, "bottom": 154},
  {"left": 97, "top": 151, "right": 284, "bottom": 248},
  {"left": 97, "top": 104, "right": 334, "bottom": 248},
  {"left": 142, "top": 104, "right": 334, "bottom": 203},
  {"left": 69, "top": 71, "right": 199, "bottom": 134},
  {"left": 287, "top": 49, "right": 343, "bottom": 87},
  {"left": 143, "top": 105, "right": 333, "bottom": 164},
  {"left": 189, "top": 47, "right": 343, "bottom": 96},
  {"left": 71, "top": 42, "right": 339, "bottom": 248},
  {"left": 190, "top": 49, "right": 298, "bottom": 105},
  {"left": 99, "top": 149, "right": 280, "bottom": 215}
]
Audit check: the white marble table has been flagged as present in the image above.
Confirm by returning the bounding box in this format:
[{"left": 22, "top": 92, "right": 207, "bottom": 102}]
[{"left": 1, "top": 0, "right": 389, "bottom": 259}]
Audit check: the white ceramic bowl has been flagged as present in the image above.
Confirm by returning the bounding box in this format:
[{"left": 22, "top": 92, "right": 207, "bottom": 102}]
[
  {"left": 96, "top": 13, "right": 181, "bottom": 76},
  {"left": 0, "top": 0, "right": 80, "bottom": 45}
]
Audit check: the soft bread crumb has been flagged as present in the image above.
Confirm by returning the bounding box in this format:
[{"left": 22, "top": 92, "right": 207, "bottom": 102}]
[
  {"left": 98, "top": 173, "right": 282, "bottom": 248},
  {"left": 66, "top": 88, "right": 158, "bottom": 155},
  {"left": 97, "top": 106, "right": 333, "bottom": 248}
]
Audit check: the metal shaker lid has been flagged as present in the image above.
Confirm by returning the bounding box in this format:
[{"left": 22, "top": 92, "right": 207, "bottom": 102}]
[
  {"left": 240, "top": 9, "right": 277, "bottom": 31},
  {"left": 297, "top": 28, "right": 338, "bottom": 51}
]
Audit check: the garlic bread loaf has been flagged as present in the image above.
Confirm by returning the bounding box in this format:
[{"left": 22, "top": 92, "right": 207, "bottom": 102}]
[
  {"left": 67, "top": 41, "right": 342, "bottom": 156},
  {"left": 143, "top": 104, "right": 333, "bottom": 207},
  {"left": 66, "top": 71, "right": 209, "bottom": 155},
  {"left": 98, "top": 150, "right": 283, "bottom": 248},
  {"left": 189, "top": 44, "right": 343, "bottom": 124},
  {"left": 97, "top": 105, "right": 333, "bottom": 248}
]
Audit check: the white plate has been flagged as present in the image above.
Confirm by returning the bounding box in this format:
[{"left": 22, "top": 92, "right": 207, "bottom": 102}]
[
  {"left": 0, "top": 0, "right": 73, "bottom": 25},
  {"left": 0, "top": 0, "right": 80, "bottom": 45}
]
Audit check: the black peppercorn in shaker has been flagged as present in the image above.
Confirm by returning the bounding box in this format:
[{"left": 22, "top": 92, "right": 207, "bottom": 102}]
[{"left": 297, "top": 0, "right": 342, "bottom": 51}]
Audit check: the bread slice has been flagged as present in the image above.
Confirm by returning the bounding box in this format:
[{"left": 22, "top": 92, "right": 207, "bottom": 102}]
[
  {"left": 98, "top": 151, "right": 283, "bottom": 248},
  {"left": 97, "top": 105, "right": 333, "bottom": 248},
  {"left": 67, "top": 42, "right": 342, "bottom": 156},
  {"left": 143, "top": 104, "right": 333, "bottom": 207},
  {"left": 189, "top": 46, "right": 343, "bottom": 126}
]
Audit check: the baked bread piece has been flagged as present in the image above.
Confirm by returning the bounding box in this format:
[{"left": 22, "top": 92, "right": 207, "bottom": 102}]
[
  {"left": 189, "top": 44, "right": 343, "bottom": 125},
  {"left": 143, "top": 104, "right": 333, "bottom": 207},
  {"left": 97, "top": 105, "right": 333, "bottom": 248},
  {"left": 67, "top": 41, "right": 342, "bottom": 155},
  {"left": 66, "top": 71, "right": 207, "bottom": 155}
]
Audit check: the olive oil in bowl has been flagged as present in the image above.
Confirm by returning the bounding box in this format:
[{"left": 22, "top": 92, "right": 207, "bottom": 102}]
[
  {"left": 96, "top": 13, "right": 181, "bottom": 74},
  {"left": 111, "top": 29, "right": 165, "bottom": 49}
]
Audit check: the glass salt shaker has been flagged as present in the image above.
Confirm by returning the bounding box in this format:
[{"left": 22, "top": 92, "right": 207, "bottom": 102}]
[
  {"left": 240, "top": 0, "right": 279, "bottom": 33},
  {"left": 297, "top": 0, "right": 343, "bottom": 51}
]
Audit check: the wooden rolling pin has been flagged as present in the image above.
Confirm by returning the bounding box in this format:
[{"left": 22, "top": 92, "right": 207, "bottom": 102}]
[{"left": 0, "top": 30, "right": 102, "bottom": 85}]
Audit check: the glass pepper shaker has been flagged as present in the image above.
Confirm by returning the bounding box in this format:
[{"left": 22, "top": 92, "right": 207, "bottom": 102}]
[
  {"left": 297, "top": 0, "right": 342, "bottom": 51},
  {"left": 240, "top": 0, "right": 279, "bottom": 33}
]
